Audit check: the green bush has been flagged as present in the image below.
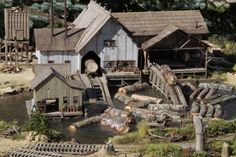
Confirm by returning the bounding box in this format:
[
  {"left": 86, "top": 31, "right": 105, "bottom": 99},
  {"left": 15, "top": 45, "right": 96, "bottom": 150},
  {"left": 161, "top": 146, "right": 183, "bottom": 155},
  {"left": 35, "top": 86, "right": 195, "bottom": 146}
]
[
  {"left": 207, "top": 119, "right": 236, "bottom": 137},
  {"left": 142, "top": 143, "right": 182, "bottom": 157},
  {"left": 137, "top": 121, "right": 149, "bottom": 138},
  {"left": 208, "top": 140, "right": 224, "bottom": 156},
  {"left": 22, "top": 113, "right": 48, "bottom": 135},
  {"left": 110, "top": 132, "right": 138, "bottom": 144},
  {"left": 0, "top": 120, "right": 18, "bottom": 132},
  {"left": 192, "top": 151, "right": 208, "bottom": 157}
]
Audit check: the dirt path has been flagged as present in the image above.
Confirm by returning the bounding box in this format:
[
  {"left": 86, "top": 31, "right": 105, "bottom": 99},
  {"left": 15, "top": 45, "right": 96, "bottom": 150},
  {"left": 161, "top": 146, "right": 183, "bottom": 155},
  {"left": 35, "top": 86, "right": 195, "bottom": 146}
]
[
  {"left": 0, "top": 68, "right": 34, "bottom": 86},
  {"left": 0, "top": 137, "right": 30, "bottom": 155}
]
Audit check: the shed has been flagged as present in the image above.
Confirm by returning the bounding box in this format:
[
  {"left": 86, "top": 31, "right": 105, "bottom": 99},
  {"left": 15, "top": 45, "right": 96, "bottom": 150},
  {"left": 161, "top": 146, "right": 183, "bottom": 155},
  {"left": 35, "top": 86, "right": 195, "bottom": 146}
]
[{"left": 30, "top": 67, "right": 85, "bottom": 113}]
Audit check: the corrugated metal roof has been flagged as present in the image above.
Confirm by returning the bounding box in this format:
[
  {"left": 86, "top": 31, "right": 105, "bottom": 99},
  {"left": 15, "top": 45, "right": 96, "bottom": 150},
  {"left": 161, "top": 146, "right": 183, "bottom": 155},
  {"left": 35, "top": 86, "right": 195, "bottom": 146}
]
[
  {"left": 112, "top": 10, "right": 209, "bottom": 36},
  {"left": 34, "top": 28, "right": 85, "bottom": 51},
  {"left": 73, "top": 0, "right": 111, "bottom": 52},
  {"left": 141, "top": 24, "right": 179, "bottom": 50},
  {"left": 30, "top": 67, "right": 85, "bottom": 90}
]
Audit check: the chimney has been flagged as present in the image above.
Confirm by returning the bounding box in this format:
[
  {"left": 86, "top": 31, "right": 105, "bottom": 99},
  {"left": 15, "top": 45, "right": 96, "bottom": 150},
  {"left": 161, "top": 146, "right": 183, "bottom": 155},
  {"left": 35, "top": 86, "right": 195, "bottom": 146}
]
[
  {"left": 51, "top": 0, "right": 54, "bottom": 37},
  {"left": 64, "top": 0, "right": 67, "bottom": 37}
]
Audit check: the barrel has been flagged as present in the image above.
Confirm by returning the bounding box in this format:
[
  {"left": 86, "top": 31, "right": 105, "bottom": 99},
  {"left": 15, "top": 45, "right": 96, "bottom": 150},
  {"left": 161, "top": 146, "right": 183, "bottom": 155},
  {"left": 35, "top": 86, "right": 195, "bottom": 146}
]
[{"left": 85, "top": 59, "right": 98, "bottom": 73}]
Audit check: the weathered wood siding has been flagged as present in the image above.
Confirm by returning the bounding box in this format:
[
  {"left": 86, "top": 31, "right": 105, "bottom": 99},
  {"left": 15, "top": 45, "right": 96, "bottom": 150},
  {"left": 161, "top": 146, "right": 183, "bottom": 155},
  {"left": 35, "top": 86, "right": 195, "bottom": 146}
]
[
  {"left": 78, "top": 18, "right": 139, "bottom": 70},
  {"left": 36, "top": 50, "right": 78, "bottom": 74},
  {"left": 34, "top": 75, "right": 83, "bottom": 109}
]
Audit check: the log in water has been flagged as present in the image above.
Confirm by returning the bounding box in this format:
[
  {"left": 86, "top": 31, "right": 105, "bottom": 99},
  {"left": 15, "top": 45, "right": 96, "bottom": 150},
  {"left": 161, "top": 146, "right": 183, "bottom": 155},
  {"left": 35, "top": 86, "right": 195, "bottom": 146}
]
[
  {"left": 118, "top": 83, "right": 149, "bottom": 94},
  {"left": 206, "top": 105, "right": 215, "bottom": 118},
  {"left": 174, "top": 85, "right": 188, "bottom": 107},
  {"left": 190, "top": 87, "right": 204, "bottom": 101},
  {"left": 148, "top": 104, "right": 186, "bottom": 112},
  {"left": 100, "top": 117, "right": 130, "bottom": 134},
  {"left": 197, "top": 88, "right": 209, "bottom": 101},
  {"left": 69, "top": 115, "right": 102, "bottom": 132},
  {"left": 131, "top": 94, "right": 162, "bottom": 104},
  {"left": 204, "top": 88, "right": 217, "bottom": 100},
  {"left": 191, "top": 101, "right": 200, "bottom": 114},
  {"left": 114, "top": 93, "right": 134, "bottom": 105},
  {"left": 214, "top": 104, "right": 223, "bottom": 118}
]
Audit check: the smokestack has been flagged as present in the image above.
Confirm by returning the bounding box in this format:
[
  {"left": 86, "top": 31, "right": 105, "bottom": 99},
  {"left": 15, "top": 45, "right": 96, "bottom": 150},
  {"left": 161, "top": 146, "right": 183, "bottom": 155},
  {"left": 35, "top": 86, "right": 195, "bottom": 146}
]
[
  {"left": 64, "top": 0, "right": 67, "bottom": 37},
  {"left": 51, "top": 0, "right": 54, "bottom": 37}
]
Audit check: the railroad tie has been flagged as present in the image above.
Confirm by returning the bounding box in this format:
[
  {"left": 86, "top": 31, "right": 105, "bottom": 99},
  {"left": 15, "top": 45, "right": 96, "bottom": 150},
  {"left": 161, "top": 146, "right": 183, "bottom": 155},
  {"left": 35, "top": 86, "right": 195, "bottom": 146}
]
[
  {"left": 30, "top": 143, "right": 104, "bottom": 155},
  {"left": 9, "top": 148, "right": 64, "bottom": 157}
]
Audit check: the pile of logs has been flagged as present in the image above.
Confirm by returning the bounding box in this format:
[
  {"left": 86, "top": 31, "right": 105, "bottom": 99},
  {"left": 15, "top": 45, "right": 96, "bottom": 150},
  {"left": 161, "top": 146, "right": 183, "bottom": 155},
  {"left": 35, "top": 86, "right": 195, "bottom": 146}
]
[
  {"left": 183, "top": 81, "right": 236, "bottom": 119},
  {"left": 69, "top": 107, "right": 135, "bottom": 134},
  {"left": 114, "top": 82, "right": 187, "bottom": 126}
]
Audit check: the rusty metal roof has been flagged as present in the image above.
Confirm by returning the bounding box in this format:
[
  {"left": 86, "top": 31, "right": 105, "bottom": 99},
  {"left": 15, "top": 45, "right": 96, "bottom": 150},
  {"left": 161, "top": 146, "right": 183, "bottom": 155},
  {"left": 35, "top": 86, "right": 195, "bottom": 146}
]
[
  {"left": 30, "top": 67, "right": 85, "bottom": 90},
  {"left": 34, "top": 28, "right": 85, "bottom": 51},
  {"left": 112, "top": 10, "right": 209, "bottom": 36}
]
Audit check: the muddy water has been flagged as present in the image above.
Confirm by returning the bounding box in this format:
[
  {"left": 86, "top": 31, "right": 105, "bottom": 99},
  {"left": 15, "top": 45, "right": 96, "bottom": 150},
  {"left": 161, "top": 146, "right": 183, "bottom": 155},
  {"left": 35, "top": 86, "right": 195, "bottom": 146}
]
[
  {"left": 0, "top": 93, "right": 32, "bottom": 124},
  {"left": 0, "top": 89, "right": 236, "bottom": 144}
]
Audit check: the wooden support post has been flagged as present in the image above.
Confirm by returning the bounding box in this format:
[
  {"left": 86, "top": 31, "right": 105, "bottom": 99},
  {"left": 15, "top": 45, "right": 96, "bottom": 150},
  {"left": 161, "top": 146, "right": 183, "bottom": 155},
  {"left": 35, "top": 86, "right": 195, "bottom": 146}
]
[
  {"left": 144, "top": 50, "right": 147, "bottom": 71},
  {"left": 4, "top": 41, "right": 8, "bottom": 65},
  {"left": 193, "top": 115, "right": 206, "bottom": 151},
  {"left": 15, "top": 41, "right": 19, "bottom": 68},
  {"left": 26, "top": 44, "right": 29, "bottom": 68},
  {"left": 205, "top": 50, "right": 208, "bottom": 78}
]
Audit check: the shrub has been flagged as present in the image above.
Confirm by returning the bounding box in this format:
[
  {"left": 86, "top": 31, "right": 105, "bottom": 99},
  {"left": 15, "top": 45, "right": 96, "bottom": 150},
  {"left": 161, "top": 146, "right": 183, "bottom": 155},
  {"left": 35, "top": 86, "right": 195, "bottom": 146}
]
[
  {"left": 22, "top": 113, "right": 48, "bottom": 135},
  {"left": 208, "top": 140, "right": 224, "bottom": 156},
  {"left": 137, "top": 121, "right": 149, "bottom": 138},
  {"left": 0, "top": 120, "right": 18, "bottom": 132},
  {"left": 142, "top": 143, "right": 182, "bottom": 157},
  {"left": 207, "top": 119, "right": 236, "bottom": 137},
  {"left": 110, "top": 132, "right": 138, "bottom": 144},
  {"left": 192, "top": 151, "right": 208, "bottom": 157}
]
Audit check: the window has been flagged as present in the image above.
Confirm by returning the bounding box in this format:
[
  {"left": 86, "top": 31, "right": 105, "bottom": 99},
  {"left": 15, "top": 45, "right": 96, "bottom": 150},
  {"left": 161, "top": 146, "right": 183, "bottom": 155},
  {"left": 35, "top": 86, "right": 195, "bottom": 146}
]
[
  {"left": 65, "top": 60, "right": 71, "bottom": 63},
  {"left": 48, "top": 60, "right": 54, "bottom": 64},
  {"left": 73, "top": 96, "right": 79, "bottom": 104},
  {"left": 63, "top": 97, "right": 69, "bottom": 104},
  {"left": 104, "top": 40, "right": 116, "bottom": 47}
]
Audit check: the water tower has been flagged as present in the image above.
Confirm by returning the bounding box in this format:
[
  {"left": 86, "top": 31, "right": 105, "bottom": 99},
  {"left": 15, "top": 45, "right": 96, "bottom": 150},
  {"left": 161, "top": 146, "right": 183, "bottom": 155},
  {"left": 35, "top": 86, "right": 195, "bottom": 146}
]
[{"left": 3, "top": 7, "right": 30, "bottom": 70}]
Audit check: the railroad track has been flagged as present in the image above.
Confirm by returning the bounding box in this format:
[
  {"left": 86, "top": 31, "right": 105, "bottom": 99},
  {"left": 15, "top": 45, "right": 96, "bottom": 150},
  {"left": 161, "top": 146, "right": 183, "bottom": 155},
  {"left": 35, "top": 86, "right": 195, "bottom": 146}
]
[{"left": 8, "top": 143, "right": 104, "bottom": 157}]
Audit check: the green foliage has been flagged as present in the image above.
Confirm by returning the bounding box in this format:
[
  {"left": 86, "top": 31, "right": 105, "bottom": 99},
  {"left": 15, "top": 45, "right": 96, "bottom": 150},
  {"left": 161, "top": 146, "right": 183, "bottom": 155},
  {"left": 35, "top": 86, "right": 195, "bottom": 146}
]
[
  {"left": 47, "top": 129, "right": 64, "bottom": 142},
  {"left": 137, "top": 120, "right": 149, "bottom": 138},
  {"left": 30, "top": 14, "right": 49, "bottom": 28},
  {"left": 208, "top": 35, "right": 236, "bottom": 56},
  {"left": 211, "top": 72, "right": 227, "bottom": 80},
  {"left": 192, "top": 151, "right": 208, "bottom": 157},
  {"left": 208, "top": 140, "right": 224, "bottom": 156},
  {"left": 0, "top": 120, "right": 18, "bottom": 132},
  {"left": 207, "top": 119, "right": 236, "bottom": 137},
  {"left": 0, "top": 0, "right": 13, "bottom": 9},
  {"left": 23, "top": 113, "right": 48, "bottom": 135},
  {"left": 230, "top": 138, "right": 236, "bottom": 155},
  {"left": 152, "top": 124, "right": 195, "bottom": 141},
  {"left": 111, "top": 132, "right": 139, "bottom": 144},
  {"left": 141, "top": 143, "right": 182, "bottom": 157}
]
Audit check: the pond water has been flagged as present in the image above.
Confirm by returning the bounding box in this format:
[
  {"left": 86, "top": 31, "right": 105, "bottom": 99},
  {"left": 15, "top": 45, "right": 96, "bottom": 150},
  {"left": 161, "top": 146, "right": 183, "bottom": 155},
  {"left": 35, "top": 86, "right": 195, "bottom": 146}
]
[{"left": 0, "top": 88, "right": 236, "bottom": 144}]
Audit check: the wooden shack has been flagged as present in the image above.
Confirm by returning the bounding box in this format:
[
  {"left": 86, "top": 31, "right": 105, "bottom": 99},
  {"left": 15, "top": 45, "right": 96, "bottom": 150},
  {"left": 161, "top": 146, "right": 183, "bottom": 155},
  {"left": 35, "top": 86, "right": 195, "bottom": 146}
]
[{"left": 30, "top": 67, "right": 86, "bottom": 114}]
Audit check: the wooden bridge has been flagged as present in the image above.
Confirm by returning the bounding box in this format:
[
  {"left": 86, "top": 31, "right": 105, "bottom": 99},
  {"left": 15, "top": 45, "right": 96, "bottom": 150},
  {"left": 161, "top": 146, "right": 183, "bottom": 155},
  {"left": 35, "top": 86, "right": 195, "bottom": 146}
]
[{"left": 149, "top": 65, "right": 188, "bottom": 107}]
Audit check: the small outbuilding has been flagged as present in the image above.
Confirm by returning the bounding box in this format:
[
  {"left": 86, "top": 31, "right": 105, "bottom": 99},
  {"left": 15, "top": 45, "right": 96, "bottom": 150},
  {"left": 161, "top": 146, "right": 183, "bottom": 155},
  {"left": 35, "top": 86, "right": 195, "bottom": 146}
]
[{"left": 30, "top": 67, "right": 85, "bottom": 113}]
